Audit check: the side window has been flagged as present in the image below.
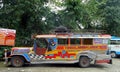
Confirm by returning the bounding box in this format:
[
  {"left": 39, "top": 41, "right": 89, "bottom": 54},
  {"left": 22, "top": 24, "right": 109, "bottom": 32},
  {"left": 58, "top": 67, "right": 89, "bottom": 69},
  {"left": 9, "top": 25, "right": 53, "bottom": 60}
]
[
  {"left": 117, "top": 40, "right": 120, "bottom": 44},
  {"left": 70, "top": 38, "right": 80, "bottom": 44},
  {"left": 83, "top": 38, "right": 93, "bottom": 45},
  {"left": 110, "top": 40, "right": 120, "bottom": 45},
  {"left": 103, "top": 39, "right": 109, "bottom": 44},
  {"left": 36, "top": 38, "right": 47, "bottom": 48},
  {"left": 110, "top": 40, "right": 116, "bottom": 44},
  {"left": 93, "top": 38, "right": 103, "bottom": 44},
  {"left": 58, "top": 39, "right": 68, "bottom": 45}
]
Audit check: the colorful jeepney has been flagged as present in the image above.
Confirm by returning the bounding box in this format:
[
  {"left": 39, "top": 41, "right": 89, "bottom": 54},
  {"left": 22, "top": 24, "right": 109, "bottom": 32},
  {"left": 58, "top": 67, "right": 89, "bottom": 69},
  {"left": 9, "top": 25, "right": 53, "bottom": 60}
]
[{"left": 6, "top": 33, "right": 112, "bottom": 67}]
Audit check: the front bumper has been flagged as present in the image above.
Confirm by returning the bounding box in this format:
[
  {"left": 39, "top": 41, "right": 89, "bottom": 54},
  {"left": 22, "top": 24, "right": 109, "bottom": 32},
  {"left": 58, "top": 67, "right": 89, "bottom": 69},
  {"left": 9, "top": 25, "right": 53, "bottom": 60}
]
[{"left": 95, "top": 54, "right": 112, "bottom": 64}]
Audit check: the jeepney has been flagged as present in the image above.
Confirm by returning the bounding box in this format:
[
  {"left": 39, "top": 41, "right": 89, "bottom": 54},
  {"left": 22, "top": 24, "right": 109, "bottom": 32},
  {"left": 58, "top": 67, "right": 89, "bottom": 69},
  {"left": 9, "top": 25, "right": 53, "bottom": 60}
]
[{"left": 5, "top": 33, "right": 112, "bottom": 67}]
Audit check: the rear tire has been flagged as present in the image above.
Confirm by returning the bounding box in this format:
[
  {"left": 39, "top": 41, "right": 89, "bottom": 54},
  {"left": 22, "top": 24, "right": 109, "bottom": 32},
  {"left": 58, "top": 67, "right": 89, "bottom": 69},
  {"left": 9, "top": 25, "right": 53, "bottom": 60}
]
[
  {"left": 79, "top": 56, "right": 90, "bottom": 68},
  {"left": 11, "top": 56, "right": 24, "bottom": 67},
  {"left": 111, "top": 52, "right": 116, "bottom": 58}
]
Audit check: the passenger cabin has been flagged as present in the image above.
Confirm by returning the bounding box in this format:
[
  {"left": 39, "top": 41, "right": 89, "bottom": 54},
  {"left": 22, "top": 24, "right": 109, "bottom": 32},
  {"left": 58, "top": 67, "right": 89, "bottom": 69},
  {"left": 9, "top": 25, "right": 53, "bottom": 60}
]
[{"left": 34, "top": 33, "right": 111, "bottom": 59}]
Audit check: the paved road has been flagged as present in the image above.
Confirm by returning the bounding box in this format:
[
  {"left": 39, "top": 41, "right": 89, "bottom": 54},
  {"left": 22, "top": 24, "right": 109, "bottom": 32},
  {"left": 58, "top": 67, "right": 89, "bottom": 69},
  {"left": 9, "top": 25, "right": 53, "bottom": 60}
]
[{"left": 0, "top": 58, "right": 120, "bottom": 72}]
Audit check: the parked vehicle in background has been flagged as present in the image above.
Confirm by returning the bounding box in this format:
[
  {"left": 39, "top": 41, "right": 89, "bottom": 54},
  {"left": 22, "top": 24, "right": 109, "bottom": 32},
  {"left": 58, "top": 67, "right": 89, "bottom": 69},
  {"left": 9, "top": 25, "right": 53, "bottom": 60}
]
[
  {"left": 0, "top": 28, "right": 16, "bottom": 58},
  {"left": 5, "top": 32, "right": 112, "bottom": 68},
  {"left": 108, "top": 36, "right": 120, "bottom": 58}
]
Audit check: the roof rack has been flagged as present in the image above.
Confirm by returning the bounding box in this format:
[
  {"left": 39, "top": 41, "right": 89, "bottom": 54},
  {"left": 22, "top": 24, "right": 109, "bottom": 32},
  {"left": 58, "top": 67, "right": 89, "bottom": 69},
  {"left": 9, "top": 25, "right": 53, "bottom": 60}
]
[{"left": 49, "top": 26, "right": 107, "bottom": 35}]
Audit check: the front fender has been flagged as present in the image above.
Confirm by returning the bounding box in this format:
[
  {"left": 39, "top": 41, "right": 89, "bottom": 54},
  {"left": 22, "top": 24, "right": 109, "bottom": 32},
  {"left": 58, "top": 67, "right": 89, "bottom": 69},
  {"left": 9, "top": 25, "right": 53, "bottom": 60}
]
[
  {"left": 11, "top": 53, "right": 31, "bottom": 62},
  {"left": 76, "top": 51, "right": 97, "bottom": 60}
]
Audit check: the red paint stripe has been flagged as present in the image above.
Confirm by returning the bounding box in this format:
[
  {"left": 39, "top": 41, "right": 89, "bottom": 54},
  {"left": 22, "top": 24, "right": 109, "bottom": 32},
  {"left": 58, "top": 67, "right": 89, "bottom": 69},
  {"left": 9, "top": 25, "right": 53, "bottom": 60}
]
[
  {"left": 45, "top": 52, "right": 76, "bottom": 58},
  {"left": 96, "top": 60, "right": 110, "bottom": 63}
]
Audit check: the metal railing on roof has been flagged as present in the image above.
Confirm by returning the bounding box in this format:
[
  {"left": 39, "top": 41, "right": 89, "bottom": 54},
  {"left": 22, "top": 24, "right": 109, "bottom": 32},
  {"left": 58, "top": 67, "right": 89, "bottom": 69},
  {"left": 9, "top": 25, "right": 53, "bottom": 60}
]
[{"left": 50, "top": 29, "right": 107, "bottom": 35}]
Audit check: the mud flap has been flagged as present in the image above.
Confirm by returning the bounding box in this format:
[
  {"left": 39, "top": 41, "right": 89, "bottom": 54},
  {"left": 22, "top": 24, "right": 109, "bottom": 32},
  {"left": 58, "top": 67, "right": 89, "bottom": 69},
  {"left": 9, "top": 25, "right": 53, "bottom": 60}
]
[{"left": 109, "top": 59, "right": 112, "bottom": 64}]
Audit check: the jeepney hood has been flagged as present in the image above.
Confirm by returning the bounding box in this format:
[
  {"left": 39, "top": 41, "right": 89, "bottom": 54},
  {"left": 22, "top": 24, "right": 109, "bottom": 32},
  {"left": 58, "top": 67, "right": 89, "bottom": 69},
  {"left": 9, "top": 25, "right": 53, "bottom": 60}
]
[{"left": 11, "top": 47, "right": 33, "bottom": 54}]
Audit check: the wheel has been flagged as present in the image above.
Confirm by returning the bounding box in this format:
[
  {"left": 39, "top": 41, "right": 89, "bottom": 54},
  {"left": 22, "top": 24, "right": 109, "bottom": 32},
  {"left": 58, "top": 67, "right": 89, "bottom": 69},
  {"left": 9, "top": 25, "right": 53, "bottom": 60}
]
[
  {"left": 11, "top": 56, "right": 24, "bottom": 67},
  {"left": 79, "top": 56, "right": 90, "bottom": 68},
  {"left": 111, "top": 52, "right": 116, "bottom": 58}
]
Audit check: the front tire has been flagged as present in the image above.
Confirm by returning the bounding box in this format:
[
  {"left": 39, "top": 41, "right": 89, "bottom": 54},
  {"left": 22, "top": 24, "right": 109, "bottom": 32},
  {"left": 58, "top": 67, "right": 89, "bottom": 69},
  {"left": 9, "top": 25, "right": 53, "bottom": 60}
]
[
  {"left": 79, "top": 56, "right": 90, "bottom": 68},
  {"left": 11, "top": 56, "right": 24, "bottom": 67},
  {"left": 111, "top": 52, "right": 116, "bottom": 58}
]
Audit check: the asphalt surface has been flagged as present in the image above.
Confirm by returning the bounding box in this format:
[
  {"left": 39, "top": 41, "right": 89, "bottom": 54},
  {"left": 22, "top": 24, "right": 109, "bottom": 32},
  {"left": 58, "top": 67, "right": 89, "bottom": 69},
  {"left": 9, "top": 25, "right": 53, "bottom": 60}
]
[{"left": 0, "top": 58, "right": 120, "bottom": 72}]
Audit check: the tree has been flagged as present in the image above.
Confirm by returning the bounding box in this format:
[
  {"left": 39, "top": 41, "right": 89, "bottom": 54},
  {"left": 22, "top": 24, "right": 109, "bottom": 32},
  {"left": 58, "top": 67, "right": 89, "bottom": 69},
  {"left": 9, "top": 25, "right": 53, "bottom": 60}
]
[
  {"left": 85, "top": 0, "right": 107, "bottom": 29},
  {"left": 57, "top": 0, "right": 107, "bottom": 30},
  {"left": 102, "top": 0, "right": 120, "bottom": 35},
  {"left": 0, "top": 0, "right": 50, "bottom": 46},
  {"left": 59, "top": 0, "right": 88, "bottom": 29}
]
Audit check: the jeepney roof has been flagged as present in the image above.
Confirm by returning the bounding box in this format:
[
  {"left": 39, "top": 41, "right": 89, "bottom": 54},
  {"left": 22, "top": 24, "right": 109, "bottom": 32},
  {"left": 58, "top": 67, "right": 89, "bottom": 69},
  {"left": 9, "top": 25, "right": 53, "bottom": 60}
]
[
  {"left": 35, "top": 34, "right": 111, "bottom": 39},
  {"left": 36, "top": 35, "right": 56, "bottom": 38}
]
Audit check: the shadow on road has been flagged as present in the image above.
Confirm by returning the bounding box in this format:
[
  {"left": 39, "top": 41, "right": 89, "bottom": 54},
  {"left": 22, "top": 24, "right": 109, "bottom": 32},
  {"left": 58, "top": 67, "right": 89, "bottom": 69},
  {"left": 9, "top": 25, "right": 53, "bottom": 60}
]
[{"left": 8, "top": 63, "right": 109, "bottom": 69}]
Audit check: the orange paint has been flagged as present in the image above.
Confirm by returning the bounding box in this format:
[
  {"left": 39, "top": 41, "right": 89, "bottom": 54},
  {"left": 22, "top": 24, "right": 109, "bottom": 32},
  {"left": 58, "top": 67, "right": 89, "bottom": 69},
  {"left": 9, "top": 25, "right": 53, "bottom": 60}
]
[
  {"left": 0, "top": 28, "right": 16, "bottom": 46},
  {"left": 56, "top": 45, "right": 65, "bottom": 50},
  {"left": 61, "top": 45, "right": 107, "bottom": 50}
]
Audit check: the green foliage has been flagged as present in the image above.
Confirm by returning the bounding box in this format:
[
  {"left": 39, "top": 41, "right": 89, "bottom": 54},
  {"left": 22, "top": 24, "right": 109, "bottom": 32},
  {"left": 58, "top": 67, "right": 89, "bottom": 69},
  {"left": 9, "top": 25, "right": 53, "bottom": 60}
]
[
  {"left": 0, "top": 0, "right": 50, "bottom": 46},
  {"left": 0, "top": 0, "right": 120, "bottom": 48},
  {"left": 59, "top": 0, "right": 86, "bottom": 29},
  {"left": 102, "top": 0, "right": 120, "bottom": 35},
  {"left": 0, "top": 46, "right": 11, "bottom": 58},
  {"left": 58, "top": 0, "right": 107, "bottom": 30}
]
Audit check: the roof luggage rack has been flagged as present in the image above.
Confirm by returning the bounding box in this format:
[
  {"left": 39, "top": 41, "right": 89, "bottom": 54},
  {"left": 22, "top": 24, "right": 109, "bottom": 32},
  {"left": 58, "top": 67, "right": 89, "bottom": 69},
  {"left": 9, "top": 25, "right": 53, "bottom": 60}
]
[{"left": 50, "top": 26, "right": 107, "bottom": 35}]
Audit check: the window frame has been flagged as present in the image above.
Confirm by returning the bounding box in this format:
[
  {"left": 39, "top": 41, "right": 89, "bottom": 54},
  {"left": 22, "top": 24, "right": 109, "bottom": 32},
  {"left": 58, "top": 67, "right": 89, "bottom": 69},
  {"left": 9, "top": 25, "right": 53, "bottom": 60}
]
[
  {"left": 82, "top": 38, "right": 93, "bottom": 45},
  {"left": 58, "top": 38, "right": 68, "bottom": 45},
  {"left": 70, "top": 38, "right": 81, "bottom": 45}
]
